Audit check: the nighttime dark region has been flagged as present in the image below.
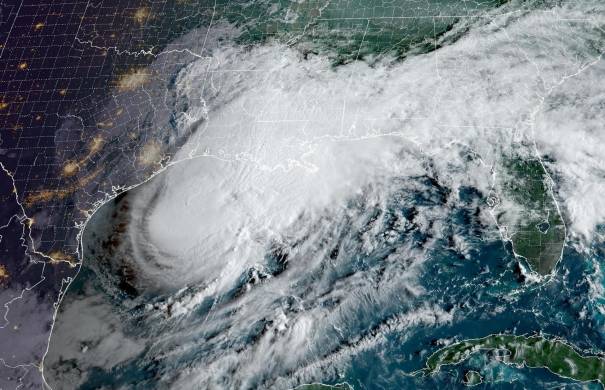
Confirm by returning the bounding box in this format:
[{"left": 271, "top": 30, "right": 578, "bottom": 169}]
[{"left": 1, "top": 0, "right": 605, "bottom": 389}]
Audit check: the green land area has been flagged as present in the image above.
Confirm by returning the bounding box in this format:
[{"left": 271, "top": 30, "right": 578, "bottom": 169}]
[
  {"left": 423, "top": 334, "right": 605, "bottom": 386},
  {"left": 494, "top": 157, "right": 566, "bottom": 275},
  {"left": 219, "top": 0, "right": 508, "bottom": 64},
  {"left": 108, "top": 0, "right": 514, "bottom": 67}
]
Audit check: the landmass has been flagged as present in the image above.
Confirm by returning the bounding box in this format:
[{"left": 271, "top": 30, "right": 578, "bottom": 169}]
[
  {"left": 492, "top": 156, "right": 566, "bottom": 275},
  {"left": 422, "top": 334, "right": 605, "bottom": 386}
]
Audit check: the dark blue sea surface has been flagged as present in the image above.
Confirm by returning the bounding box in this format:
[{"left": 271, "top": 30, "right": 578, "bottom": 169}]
[
  {"left": 340, "top": 228, "right": 605, "bottom": 388},
  {"left": 56, "top": 180, "right": 605, "bottom": 389}
]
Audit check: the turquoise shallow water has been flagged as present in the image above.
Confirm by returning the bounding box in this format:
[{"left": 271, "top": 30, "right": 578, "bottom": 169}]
[
  {"left": 41, "top": 1, "right": 605, "bottom": 388},
  {"left": 51, "top": 179, "right": 605, "bottom": 389},
  {"left": 321, "top": 188, "right": 605, "bottom": 389},
  {"left": 342, "top": 246, "right": 605, "bottom": 389}
]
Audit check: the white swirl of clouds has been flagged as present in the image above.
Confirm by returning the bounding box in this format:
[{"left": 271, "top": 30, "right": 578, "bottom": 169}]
[{"left": 45, "top": 1, "right": 605, "bottom": 389}]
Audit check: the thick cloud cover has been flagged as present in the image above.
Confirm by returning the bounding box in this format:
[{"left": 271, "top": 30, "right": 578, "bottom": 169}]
[
  {"left": 45, "top": 1, "right": 605, "bottom": 389},
  {"left": 169, "top": 2, "right": 605, "bottom": 241}
]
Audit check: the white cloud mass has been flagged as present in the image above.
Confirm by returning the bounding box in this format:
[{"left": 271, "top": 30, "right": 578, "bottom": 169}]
[{"left": 45, "top": 1, "right": 605, "bottom": 389}]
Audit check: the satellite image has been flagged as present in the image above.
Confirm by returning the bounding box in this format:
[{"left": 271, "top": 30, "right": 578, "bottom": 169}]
[{"left": 1, "top": 0, "right": 605, "bottom": 389}]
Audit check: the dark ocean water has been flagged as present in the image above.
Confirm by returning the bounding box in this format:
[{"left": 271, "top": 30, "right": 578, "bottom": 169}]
[
  {"left": 341, "top": 244, "right": 605, "bottom": 389},
  {"left": 49, "top": 177, "right": 605, "bottom": 389}
]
